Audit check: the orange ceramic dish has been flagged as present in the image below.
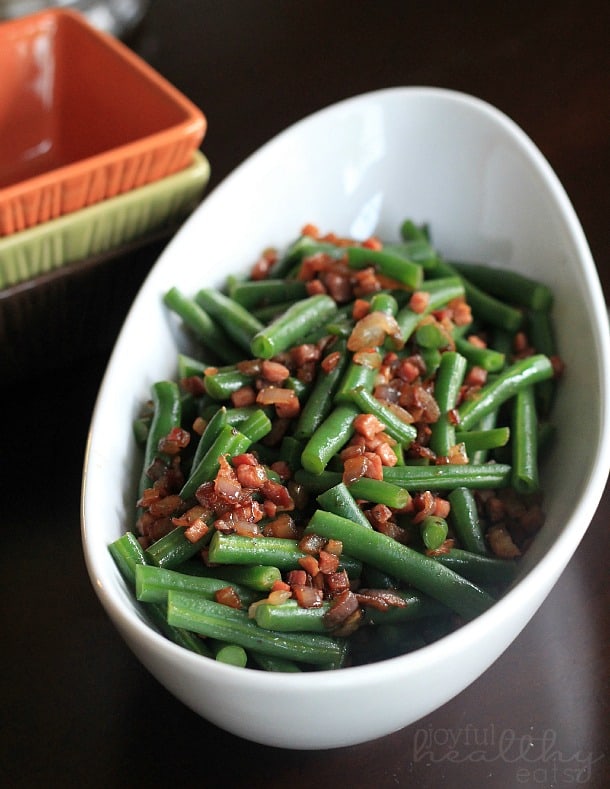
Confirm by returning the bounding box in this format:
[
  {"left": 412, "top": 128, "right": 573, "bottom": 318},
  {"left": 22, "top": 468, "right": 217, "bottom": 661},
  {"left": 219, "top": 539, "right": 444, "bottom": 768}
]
[{"left": 0, "top": 8, "right": 206, "bottom": 236}]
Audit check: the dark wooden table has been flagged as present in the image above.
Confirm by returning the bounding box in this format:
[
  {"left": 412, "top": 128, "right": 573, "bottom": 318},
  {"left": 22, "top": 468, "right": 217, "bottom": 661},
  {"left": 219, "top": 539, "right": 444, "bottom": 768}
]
[{"left": 2, "top": 2, "right": 608, "bottom": 786}]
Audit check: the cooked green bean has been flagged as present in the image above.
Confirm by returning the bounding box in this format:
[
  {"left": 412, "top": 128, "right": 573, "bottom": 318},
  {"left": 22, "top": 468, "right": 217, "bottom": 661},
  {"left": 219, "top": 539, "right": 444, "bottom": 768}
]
[
  {"left": 431, "top": 259, "right": 523, "bottom": 332},
  {"left": 300, "top": 403, "right": 359, "bottom": 474},
  {"left": 167, "top": 593, "right": 347, "bottom": 667},
  {"left": 294, "top": 339, "right": 349, "bottom": 439},
  {"left": 213, "top": 642, "right": 249, "bottom": 667},
  {"left": 346, "top": 246, "right": 423, "bottom": 289},
  {"left": 144, "top": 526, "right": 212, "bottom": 569},
  {"left": 189, "top": 406, "right": 228, "bottom": 473},
  {"left": 163, "top": 286, "right": 242, "bottom": 363},
  {"left": 420, "top": 515, "right": 449, "bottom": 550},
  {"left": 138, "top": 381, "right": 181, "bottom": 497},
  {"left": 451, "top": 261, "right": 554, "bottom": 312},
  {"left": 229, "top": 278, "right": 308, "bottom": 309},
  {"left": 433, "top": 548, "right": 518, "bottom": 587},
  {"left": 454, "top": 426, "right": 510, "bottom": 455},
  {"left": 457, "top": 354, "right": 553, "bottom": 431},
  {"left": 135, "top": 564, "right": 260, "bottom": 607},
  {"left": 349, "top": 386, "right": 417, "bottom": 446},
  {"left": 454, "top": 336, "right": 505, "bottom": 372},
  {"left": 250, "top": 294, "right": 337, "bottom": 359},
  {"left": 180, "top": 424, "right": 252, "bottom": 500},
  {"left": 448, "top": 486, "right": 488, "bottom": 555},
  {"left": 429, "top": 351, "right": 467, "bottom": 457},
  {"left": 316, "top": 482, "right": 372, "bottom": 528},
  {"left": 109, "top": 533, "right": 211, "bottom": 656},
  {"left": 203, "top": 366, "right": 253, "bottom": 400},
  {"left": 207, "top": 532, "right": 362, "bottom": 576},
  {"left": 394, "top": 276, "right": 465, "bottom": 340},
  {"left": 305, "top": 510, "right": 495, "bottom": 620},
  {"left": 195, "top": 288, "right": 264, "bottom": 352},
  {"left": 511, "top": 385, "right": 539, "bottom": 494},
  {"left": 191, "top": 563, "right": 283, "bottom": 592},
  {"left": 382, "top": 463, "right": 512, "bottom": 490}
]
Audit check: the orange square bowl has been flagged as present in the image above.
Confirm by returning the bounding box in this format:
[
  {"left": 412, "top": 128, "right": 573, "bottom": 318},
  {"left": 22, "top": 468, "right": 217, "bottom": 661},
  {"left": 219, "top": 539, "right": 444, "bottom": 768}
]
[{"left": 0, "top": 8, "right": 206, "bottom": 236}]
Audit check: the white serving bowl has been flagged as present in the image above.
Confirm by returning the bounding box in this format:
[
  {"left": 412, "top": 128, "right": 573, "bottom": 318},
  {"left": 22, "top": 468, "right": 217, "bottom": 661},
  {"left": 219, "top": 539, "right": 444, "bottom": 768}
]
[{"left": 81, "top": 87, "right": 610, "bottom": 750}]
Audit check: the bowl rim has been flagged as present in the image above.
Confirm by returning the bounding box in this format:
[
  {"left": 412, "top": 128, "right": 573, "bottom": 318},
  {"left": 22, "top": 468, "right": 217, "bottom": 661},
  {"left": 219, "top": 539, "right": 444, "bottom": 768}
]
[
  {"left": 0, "top": 7, "right": 206, "bottom": 201},
  {"left": 81, "top": 85, "right": 610, "bottom": 690}
]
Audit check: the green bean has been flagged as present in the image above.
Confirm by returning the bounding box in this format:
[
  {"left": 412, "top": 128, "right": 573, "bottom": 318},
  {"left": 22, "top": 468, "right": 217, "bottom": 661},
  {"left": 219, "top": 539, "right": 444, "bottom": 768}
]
[
  {"left": 229, "top": 278, "right": 308, "bottom": 309},
  {"left": 395, "top": 276, "right": 465, "bottom": 340},
  {"left": 347, "top": 476, "right": 411, "bottom": 509},
  {"left": 279, "top": 435, "right": 304, "bottom": 472},
  {"left": 361, "top": 590, "right": 447, "bottom": 625},
  {"left": 305, "top": 510, "right": 495, "bottom": 620},
  {"left": 138, "top": 381, "right": 182, "bottom": 498},
  {"left": 213, "top": 642, "right": 249, "bottom": 667},
  {"left": 192, "top": 563, "right": 282, "bottom": 592},
  {"left": 454, "top": 426, "right": 510, "bottom": 455},
  {"left": 109, "top": 531, "right": 149, "bottom": 588},
  {"left": 469, "top": 408, "right": 500, "bottom": 465},
  {"left": 457, "top": 354, "right": 553, "bottom": 431},
  {"left": 207, "top": 532, "right": 362, "bottom": 577},
  {"left": 433, "top": 549, "right": 518, "bottom": 587},
  {"left": 203, "top": 366, "right": 253, "bottom": 400},
  {"left": 415, "top": 321, "right": 451, "bottom": 350},
  {"left": 108, "top": 533, "right": 211, "bottom": 656},
  {"left": 400, "top": 218, "right": 430, "bottom": 242},
  {"left": 383, "top": 239, "right": 440, "bottom": 270},
  {"left": 167, "top": 593, "right": 347, "bottom": 667},
  {"left": 189, "top": 406, "right": 228, "bottom": 473},
  {"left": 369, "top": 291, "right": 399, "bottom": 316},
  {"left": 421, "top": 347, "right": 442, "bottom": 376},
  {"left": 294, "top": 339, "right": 349, "bottom": 439},
  {"left": 420, "top": 515, "right": 449, "bottom": 550},
  {"left": 134, "top": 564, "right": 260, "bottom": 607},
  {"left": 511, "top": 385, "right": 539, "bottom": 494},
  {"left": 250, "top": 294, "right": 337, "bottom": 359},
  {"left": 195, "top": 288, "right": 264, "bottom": 353},
  {"left": 431, "top": 259, "right": 523, "bottom": 332},
  {"left": 316, "top": 482, "right": 372, "bottom": 528},
  {"left": 180, "top": 424, "right": 252, "bottom": 500},
  {"left": 448, "top": 486, "right": 487, "bottom": 555},
  {"left": 145, "top": 526, "right": 212, "bottom": 569},
  {"left": 177, "top": 353, "right": 208, "bottom": 378},
  {"left": 239, "top": 408, "right": 273, "bottom": 443},
  {"left": 334, "top": 359, "right": 378, "bottom": 403},
  {"left": 254, "top": 599, "right": 328, "bottom": 632},
  {"left": 132, "top": 416, "right": 150, "bottom": 446},
  {"left": 527, "top": 308, "right": 559, "bottom": 417},
  {"left": 346, "top": 246, "right": 423, "bottom": 289},
  {"left": 429, "top": 351, "right": 467, "bottom": 457},
  {"left": 347, "top": 387, "right": 418, "bottom": 447},
  {"left": 300, "top": 403, "right": 359, "bottom": 474},
  {"left": 454, "top": 336, "right": 506, "bottom": 372},
  {"left": 383, "top": 462, "right": 512, "bottom": 490},
  {"left": 250, "top": 652, "right": 302, "bottom": 672},
  {"left": 271, "top": 235, "right": 340, "bottom": 278},
  {"left": 451, "top": 261, "right": 554, "bottom": 312},
  {"left": 163, "top": 287, "right": 242, "bottom": 363}
]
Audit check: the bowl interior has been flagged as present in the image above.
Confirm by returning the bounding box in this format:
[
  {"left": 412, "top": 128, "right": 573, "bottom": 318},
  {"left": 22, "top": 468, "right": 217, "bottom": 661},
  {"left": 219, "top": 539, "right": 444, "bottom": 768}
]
[
  {"left": 82, "top": 87, "right": 610, "bottom": 747},
  {"left": 0, "top": 9, "right": 192, "bottom": 189}
]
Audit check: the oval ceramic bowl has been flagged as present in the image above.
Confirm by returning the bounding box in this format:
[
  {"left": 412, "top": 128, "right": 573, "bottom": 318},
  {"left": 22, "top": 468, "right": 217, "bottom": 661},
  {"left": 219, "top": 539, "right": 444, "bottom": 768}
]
[{"left": 81, "top": 87, "right": 610, "bottom": 750}]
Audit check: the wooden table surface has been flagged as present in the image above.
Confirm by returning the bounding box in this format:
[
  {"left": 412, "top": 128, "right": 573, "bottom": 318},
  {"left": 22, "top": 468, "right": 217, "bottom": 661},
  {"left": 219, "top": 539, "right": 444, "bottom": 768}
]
[{"left": 2, "top": 2, "right": 608, "bottom": 787}]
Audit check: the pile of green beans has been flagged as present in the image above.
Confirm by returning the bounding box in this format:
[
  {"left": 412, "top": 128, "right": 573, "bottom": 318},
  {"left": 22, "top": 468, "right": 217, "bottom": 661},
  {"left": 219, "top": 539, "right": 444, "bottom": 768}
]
[{"left": 110, "top": 220, "right": 560, "bottom": 671}]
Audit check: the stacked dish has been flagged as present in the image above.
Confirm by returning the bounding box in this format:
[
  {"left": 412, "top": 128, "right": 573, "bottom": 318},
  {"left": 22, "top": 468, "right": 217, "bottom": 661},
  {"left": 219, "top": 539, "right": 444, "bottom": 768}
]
[{"left": 0, "top": 7, "right": 209, "bottom": 376}]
